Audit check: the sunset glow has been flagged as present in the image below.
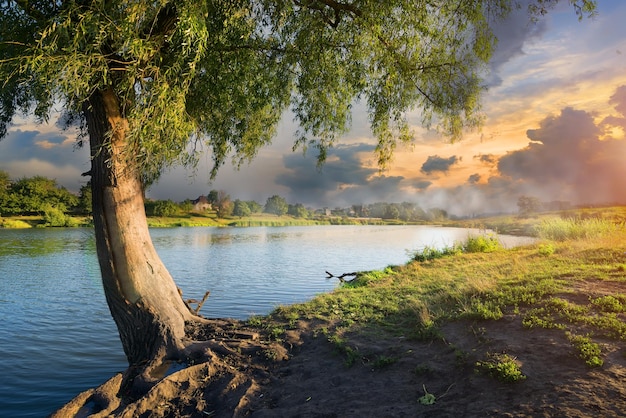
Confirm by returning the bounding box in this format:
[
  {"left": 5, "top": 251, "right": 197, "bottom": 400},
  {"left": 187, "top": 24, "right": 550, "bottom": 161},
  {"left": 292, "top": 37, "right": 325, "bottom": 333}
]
[{"left": 1, "top": 1, "right": 625, "bottom": 216}]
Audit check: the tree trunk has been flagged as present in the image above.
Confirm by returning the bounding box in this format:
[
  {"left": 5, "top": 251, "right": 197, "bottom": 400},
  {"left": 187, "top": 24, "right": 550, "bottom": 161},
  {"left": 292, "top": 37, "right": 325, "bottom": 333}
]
[{"left": 82, "top": 87, "right": 196, "bottom": 395}]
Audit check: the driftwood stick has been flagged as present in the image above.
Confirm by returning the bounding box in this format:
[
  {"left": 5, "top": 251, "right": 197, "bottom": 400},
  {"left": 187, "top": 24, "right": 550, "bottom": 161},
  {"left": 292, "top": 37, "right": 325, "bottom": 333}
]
[
  {"left": 325, "top": 271, "right": 359, "bottom": 283},
  {"left": 194, "top": 291, "right": 211, "bottom": 315},
  {"left": 178, "top": 287, "right": 211, "bottom": 315}
]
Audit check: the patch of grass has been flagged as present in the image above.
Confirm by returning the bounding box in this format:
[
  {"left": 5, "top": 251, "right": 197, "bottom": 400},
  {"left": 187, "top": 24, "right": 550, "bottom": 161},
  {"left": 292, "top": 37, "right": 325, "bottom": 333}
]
[
  {"left": 522, "top": 297, "right": 589, "bottom": 331},
  {"left": 410, "top": 320, "right": 442, "bottom": 341},
  {"left": 371, "top": 355, "right": 397, "bottom": 369},
  {"left": 272, "top": 306, "right": 301, "bottom": 327},
  {"left": 247, "top": 316, "right": 263, "bottom": 327},
  {"left": 587, "top": 313, "right": 626, "bottom": 340},
  {"left": 0, "top": 218, "right": 32, "bottom": 228},
  {"left": 245, "top": 315, "right": 285, "bottom": 341},
  {"left": 567, "top": 333, "right": 603, "bottom": 367},
  {"left": 537, "top": 243, "right": 556, "bottom": 256},
  {"left": 411, "top": 233, "right": 502, "bottom": 262},
  {"left": 326, "top": 332, "right": 360, "bottom": 366},
  {"left": 522, "top": 307, "right": 567, "bottom": 330},
  {"left": 411, "top": 244, "right": 462, "bottom": 262},
  {"left": 475, "top": 353, "right": 526, "bottom": 382},
  {"left": 591, "top": 295, "right": 626, "bottom": 313},
  {"left": 266, "top": 325, "right": 285, "bottom": 341},
  {"left": 413, "top": 364, "right": 433, "bottom": 376}
]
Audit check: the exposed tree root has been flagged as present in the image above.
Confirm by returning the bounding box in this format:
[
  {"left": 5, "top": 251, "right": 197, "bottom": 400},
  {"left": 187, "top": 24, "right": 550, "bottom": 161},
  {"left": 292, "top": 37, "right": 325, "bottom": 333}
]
[{"left": 50, "top": 318, "right": 287, "bottom": 418}]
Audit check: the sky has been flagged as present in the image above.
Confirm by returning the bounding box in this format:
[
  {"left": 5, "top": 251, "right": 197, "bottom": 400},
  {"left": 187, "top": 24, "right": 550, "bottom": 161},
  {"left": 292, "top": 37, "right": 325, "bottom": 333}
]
[{"left": 2, "top": 1, "right": 626, "bottom": 217}]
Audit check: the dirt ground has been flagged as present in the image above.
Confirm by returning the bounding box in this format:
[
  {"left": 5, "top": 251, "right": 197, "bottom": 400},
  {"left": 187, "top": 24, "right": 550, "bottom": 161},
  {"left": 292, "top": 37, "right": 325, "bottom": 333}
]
[
  {"left": 244, "top": 317, "right": 626, "bottom": 417},
  {"left": 54, "top": 282, "right": 626, "bottom": 418}
]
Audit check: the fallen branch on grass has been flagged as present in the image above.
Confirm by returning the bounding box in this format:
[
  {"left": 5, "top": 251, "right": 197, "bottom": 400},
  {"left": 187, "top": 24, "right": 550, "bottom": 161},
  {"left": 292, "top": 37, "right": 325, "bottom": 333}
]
[{"left": 325, "top": 271, "right": 359, "bottom": 283}]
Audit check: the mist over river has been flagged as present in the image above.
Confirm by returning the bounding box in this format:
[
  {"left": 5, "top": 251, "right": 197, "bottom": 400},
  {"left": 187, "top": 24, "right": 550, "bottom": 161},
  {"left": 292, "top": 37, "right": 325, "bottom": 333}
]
[{"left": 0, "top": 225, "right": 534, "bottom": 417}]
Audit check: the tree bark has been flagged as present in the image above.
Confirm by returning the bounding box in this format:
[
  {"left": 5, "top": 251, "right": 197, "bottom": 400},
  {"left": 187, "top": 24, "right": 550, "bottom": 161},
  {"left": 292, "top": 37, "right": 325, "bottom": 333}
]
[{"left": 82, "top": 87, "right": 197, "bottom": 396}]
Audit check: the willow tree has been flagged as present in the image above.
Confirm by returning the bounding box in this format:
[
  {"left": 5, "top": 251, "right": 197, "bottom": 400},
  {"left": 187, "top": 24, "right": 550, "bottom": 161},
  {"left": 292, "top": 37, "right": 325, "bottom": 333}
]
[{"left": 0, "top": 0, "right": 595, "bottom": 406}]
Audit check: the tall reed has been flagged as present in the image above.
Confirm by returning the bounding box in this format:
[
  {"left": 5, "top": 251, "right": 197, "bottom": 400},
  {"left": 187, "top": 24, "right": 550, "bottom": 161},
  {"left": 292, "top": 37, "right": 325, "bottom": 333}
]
[{"left": 534, "top": 217, "right": 621, "bottom": 241}]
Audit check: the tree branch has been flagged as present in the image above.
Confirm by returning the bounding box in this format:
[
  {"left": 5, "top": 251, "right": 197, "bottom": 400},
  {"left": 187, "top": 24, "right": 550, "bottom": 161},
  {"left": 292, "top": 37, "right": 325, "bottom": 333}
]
[
  {"left": 294, "top": 0, "right": 361, "bottom": 28},
  {"left": 325, "top": 270, "right": 359, "bottom": 283},
  {"left": 178, "top": 288, "right": 211, "bottom": 316},
  {"left": 14, "top": 0, "right": 48, "bottom": 22}
]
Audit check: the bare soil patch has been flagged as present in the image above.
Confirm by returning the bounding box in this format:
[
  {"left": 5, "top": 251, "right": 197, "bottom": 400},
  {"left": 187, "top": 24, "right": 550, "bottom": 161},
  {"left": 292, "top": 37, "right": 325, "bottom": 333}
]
[{"left": 54, "top": 308, "right": 626, "bottom": 416}]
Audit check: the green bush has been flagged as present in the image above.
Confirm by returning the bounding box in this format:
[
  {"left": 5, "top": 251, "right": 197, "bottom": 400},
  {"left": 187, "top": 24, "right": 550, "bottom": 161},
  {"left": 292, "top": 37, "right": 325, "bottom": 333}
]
[
  {"left": 153, "top": 200, "right": 179, "bottom": 217},
  {"left": 463, "top": 234, "right": 502, "bottom": 253},
  {"left": 44, "top": 207, "right": 70, "bottom": 227}
]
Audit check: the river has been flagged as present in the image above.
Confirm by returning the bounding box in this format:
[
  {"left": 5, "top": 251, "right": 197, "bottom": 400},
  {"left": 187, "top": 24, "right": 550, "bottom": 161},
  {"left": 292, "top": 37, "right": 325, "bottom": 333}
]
[{"left": 0, "top": 225, "right": 534, "bottom": 417}]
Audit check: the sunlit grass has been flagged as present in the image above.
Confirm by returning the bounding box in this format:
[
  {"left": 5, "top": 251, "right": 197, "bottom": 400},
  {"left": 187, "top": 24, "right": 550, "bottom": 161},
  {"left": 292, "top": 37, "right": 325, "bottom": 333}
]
[
  {"left": 534, "top": 217, "right": 622, "bottom": 241},
  {"left": 0, "top": 217, "right": 32, "bottom": 228},
  {"left": 268, "top": 213, "right": 626, "bottom": 370}
]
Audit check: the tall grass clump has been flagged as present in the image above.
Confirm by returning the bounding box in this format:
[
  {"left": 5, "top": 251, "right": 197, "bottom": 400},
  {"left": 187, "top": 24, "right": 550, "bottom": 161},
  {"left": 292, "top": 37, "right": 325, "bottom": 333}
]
[
  {"left": 535, "top": 218, "right": 620, "bottom": 241},
  {"left": 411, "top": 233, "right": 502, "bottom": 262},
  {"left": 411, "top": 244, "right": 462, "bottom": 262}
]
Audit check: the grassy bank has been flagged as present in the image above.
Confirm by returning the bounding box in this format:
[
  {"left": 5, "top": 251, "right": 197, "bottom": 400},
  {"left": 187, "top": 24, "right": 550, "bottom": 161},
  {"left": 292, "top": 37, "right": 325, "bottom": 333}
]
[
  {"left": 1, "top": 212, "right": 418, "bottom": 228},
  {"left": 448, "top": 205, "right": 626, "bottom": 236},
  {"left": 261, "top": 216, "right": 626, "bottom": 378},
  {"left": 0, "top": 215, "right": 93, "bottom": 228}
]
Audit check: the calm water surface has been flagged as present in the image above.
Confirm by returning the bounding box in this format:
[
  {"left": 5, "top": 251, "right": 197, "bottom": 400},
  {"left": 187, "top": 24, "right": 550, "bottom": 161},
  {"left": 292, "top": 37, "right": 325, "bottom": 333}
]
[{"left": 0, "top": 225, "right": 533, "bottom": 417}]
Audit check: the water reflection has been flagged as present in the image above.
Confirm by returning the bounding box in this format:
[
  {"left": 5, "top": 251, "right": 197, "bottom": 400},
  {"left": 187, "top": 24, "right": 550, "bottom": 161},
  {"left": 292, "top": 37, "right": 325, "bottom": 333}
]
[{"left": 0, "top": 228, "right": 95, "bottom": 258}]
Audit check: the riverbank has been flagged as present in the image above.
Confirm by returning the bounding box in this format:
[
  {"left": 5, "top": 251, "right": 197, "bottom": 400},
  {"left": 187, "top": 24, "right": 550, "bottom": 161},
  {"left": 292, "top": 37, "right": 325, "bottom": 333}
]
[
  {"left": 0, "top": 213, "right": 410, "bottom": 229},
  {"left": 53, "top": 216, "right": 626, "bottom": 416}
]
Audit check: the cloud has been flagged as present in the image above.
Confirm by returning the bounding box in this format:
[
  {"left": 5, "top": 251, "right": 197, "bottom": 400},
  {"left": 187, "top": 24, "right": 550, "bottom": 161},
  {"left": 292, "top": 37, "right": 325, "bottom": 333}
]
[
  {"left": 468, "top": 173, "right": 481, "bottom": 184},
  {"left": 487, "top": 3, "right": 549, "bottom": 86},
  {"left": 420, "top": 155, "right": 460, "bottom": 174},
  {"left": 603, "top": 85, "right": 626, "bottom": 131},
  {"left": 474, "top": 153, "right": 498, "bottom": 165},
  {"left": 413, "top": 179, "right": 432, "bottom": 190},
  {"left": 609, "top": 85, "right": 626, "bottom": 117},
  {"left": 0, "top": 127, "right": 89, "bottom": 192},
  {"left": 496, "top": 90, "right": 626, "bottom": 205},
  {"left": 275, "top": 143, "right": 411, "bottom": 206}
]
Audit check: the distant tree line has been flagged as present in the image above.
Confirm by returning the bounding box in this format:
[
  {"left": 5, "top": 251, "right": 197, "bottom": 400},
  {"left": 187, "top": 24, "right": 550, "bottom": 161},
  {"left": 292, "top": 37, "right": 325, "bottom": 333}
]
[
  {"left": 0, "top": 172, "right": 452, "bottom": 223},
  {"left": 350, "top": 202, "right": 448, "bottom": 222},
  {"left": 0, "top": 170, "right": 91, "bottom": 226}
]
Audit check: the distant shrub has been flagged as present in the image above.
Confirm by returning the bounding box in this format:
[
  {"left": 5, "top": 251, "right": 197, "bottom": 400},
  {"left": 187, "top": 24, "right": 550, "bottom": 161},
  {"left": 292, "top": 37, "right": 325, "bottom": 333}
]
[
  {"left": 153, "top": 200, "right": 179, "bottom": 217},
  {"left": 43, "top": 207, "right": 76, "bottom": 227}
]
